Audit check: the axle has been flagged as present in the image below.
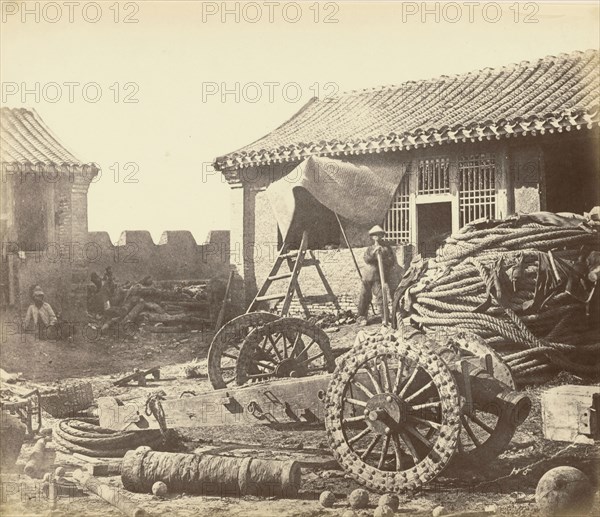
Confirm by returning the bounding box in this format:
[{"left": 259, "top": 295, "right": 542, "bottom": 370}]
[{"left": 461, "top": 366, "right": 531, "bottom": 426}]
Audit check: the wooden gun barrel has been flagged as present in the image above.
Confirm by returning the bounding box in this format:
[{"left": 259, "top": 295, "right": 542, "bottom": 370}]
[
  {"left": 73, "top": 469, "right": 148, "bottom": 517},
  {"left": 122, "top": 447, "right": 301, "bottom": 498}
]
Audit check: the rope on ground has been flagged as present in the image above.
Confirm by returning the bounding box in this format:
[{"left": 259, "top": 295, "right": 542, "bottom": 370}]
[{"left": 53, "top": 417, "right": 163, "bottom": 458}]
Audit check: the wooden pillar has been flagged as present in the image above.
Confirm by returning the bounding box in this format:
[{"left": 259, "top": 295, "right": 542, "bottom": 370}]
[
  {"left": 228, "top": 179, "right": 255, "bottom": 313},
  {"left": 496, "top": 142, "right": 512, "bottom": 219},
  {"left": 448, "top": 148, "right": 460, "bottom": 233}
]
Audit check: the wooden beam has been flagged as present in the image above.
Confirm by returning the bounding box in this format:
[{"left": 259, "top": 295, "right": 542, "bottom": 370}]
[{"left": 99, "top": 374, "right": 333, "bottom": 431}]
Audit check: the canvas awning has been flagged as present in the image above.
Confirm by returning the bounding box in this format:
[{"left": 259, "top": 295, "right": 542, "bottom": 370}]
[{"left": 266, "top": 156, "right": 404, "bottom": 241}]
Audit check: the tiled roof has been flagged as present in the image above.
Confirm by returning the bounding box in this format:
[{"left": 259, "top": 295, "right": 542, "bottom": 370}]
[
  {"left": 215, "top": 49, "right": 600, "bottom": 174},
  {"left": 0, "top": 107, "right": 98, "bottom": 173}
]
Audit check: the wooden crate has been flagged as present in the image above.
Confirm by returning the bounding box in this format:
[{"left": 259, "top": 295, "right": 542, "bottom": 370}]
[{"left": 541, "top": 385, "right": 599, "bottom": 444}]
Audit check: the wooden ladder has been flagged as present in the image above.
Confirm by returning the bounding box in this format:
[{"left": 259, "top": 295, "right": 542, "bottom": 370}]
[{"left": 247, "top": 231, "right": 340, "bottom": 317}]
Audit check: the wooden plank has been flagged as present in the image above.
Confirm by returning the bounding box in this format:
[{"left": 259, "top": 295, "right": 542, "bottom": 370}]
[
  {"left": 281, "top": 231, "right": 308, "bottom": 316},
  {"left": 215, "top": 269, "right": 234, "bottom": 331},
  {"left": 113, "top": 367, "right": 160, "bottom": 387},
  {"left": 72, "top": 470, "right": 147, "bottom": 517},
  {"left": 99, "top": 374, "right": 334, "bottom": 431},
  {"left": 256, "top": 292, "right": 287, "bottom": 302},
  {"left": 248, "top": 244, "right": 287, "bottom": 312},
  {"left": 91, "top": 462, "right": 123, "bottom": 477}
]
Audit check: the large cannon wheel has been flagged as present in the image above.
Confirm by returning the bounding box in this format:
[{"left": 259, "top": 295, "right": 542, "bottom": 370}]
[
  {"left": 208, "top": 312, "right": 279, "bottom": 389},
  {"left": 435, "top": 331, "right": 522, "bottom": 464},
  {"left": 325, "top": 330, "right": 461, "bottom": 493},
  {"left": 235, "top": 318, "right": 336, "bottom": 386}
]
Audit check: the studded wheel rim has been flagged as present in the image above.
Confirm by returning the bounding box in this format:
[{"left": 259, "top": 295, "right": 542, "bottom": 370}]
[
  {"left": 436, "top": 331, "right": 519, "bottom": 464},
  {"left": 235, "top": 318, "right": 336, "bottom": 386},
  {"left": 208, "top": 312, "right": 280, "bottom": 389},
  {"left": 325, "top": 330, "right": 461, "bottom": 493}
]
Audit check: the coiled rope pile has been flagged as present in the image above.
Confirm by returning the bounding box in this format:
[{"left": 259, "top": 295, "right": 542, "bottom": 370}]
[
  {"left": 393, "top": 212, "right": 600, "bottom": 384},
  {"left": 53, "top": 418, "right": 164, "bottom": 457}
]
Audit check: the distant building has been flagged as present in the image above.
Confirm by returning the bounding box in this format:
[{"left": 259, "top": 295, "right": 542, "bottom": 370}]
[
  {"left": 214, "top": 49, "right": 600, "bottom": 313},
  {"left": 0, "top": 107, "right": 99, "bottom": 317},
  {"left": 1, "top": 108, "right": 231, "bottom": 322}
]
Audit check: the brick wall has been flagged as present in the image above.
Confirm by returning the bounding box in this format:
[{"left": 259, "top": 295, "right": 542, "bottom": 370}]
[
  {"left": 252, "top": 245, "right": 411, "bottom": 317},
  {"left": 510, "top": 144, "right": 543, "bottom": 214},
  {"left": 10, "top": 229, "right": 230, "bottom": 321},
  {"left": 229, "top": 152, "right": 415, "bottom": 315},
  {"left": 11, "top": 255, "right": 74, "bottom": 317},
  {"left": 84, "top": 229, "right": 230, "bottom": 283}
]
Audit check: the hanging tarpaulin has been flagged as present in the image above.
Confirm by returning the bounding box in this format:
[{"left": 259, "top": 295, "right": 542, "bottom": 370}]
[{"left": 265, "top": 155, "right": 404, "bottom": 239}]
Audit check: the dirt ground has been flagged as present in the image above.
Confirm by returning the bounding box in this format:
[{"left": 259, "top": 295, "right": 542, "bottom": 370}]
[{"left": 1, "top": 315, "right": 599, "bottom": 517}]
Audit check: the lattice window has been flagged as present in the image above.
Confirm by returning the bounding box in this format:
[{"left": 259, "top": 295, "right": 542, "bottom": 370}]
[
  {"left": 384, "top": 175, "right": 410, "bottom": 244},
  {"left": 418, "top": 157, "right": 450, "bottom": 195},
  {"left": 458, "top": 153, "right": 497, "bottom": 227}
]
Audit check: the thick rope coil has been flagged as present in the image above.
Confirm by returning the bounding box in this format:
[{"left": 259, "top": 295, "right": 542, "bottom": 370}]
[
  {"left": 52, "top": 418, "right": 162, "bottom": 458},
  {"left": 394, "top": 217, "right": 600, "bottom": 383}
]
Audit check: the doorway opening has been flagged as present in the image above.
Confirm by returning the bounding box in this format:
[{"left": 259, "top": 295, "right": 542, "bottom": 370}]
[
  {"left": 14, "top": 177, "right": 48, "bottom": 251},
  {"left": 417, "top": 202, "right": 452, "bottom": 258},
  {"left": 543, "top": 135, "right": 599, "bottom": 213}
]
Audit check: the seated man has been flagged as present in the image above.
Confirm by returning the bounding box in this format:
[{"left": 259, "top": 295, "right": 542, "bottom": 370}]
[{"left": 24, "top": 286, "right": 58, "bottom": 339}]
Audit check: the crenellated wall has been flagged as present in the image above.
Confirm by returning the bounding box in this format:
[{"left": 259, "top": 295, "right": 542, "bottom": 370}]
[
  {"left": 84, "top": 229, "right": 230, "bottom": 282},
  {"left": 9, "top": 229, "right": 230, "bottom": 318}
]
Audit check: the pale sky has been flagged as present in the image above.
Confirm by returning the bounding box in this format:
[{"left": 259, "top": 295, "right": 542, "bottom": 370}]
[{"left": 1, "top": 1, "right": 599, "bottom": 243}]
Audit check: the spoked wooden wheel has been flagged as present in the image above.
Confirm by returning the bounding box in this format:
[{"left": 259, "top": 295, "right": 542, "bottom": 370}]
[
  {"left": 208, "top": 312, "right": 279, "bottom": 389},
  {"left": 436, "top": 332, "right": 521, "bottom": 464},
  {"left": 325, "top": 330, "right": 461, "bottom": 493},
  {"left": 235, "top": 318, "right": 336, "bottom": 386}
]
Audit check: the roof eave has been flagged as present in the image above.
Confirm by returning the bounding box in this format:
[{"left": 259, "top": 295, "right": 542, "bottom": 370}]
[
  {"left": 1, "top": 161, "right": 101, "bottom": 177},
  {"left": 215, "top": 110, "right": 599, "bottom": 181}
]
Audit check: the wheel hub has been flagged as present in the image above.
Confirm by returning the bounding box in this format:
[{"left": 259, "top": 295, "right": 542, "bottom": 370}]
[
  {"left": 364, "top": 393, "right": 409, "bottom": 436},
  {"left": 235, "top": 318, "right": 336, "bottom": 386},
  {"left": 274, "top": 357, "right": 299, "bottom": 378}
]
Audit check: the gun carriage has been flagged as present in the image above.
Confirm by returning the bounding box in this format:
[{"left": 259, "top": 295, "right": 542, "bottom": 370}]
[{"left": 101, "top": 214, "right": 600, "bottom": 493}]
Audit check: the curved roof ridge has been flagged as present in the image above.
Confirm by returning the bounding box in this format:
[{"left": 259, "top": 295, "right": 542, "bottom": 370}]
[
  {"left": 324, "top": 48, "right": 596, "bottom": 100},
  {"left": 0, "top": 107, "right": 99, "bottom": 171},
  {"left": 212, "top": 49, "right": 599, "bottom": 173}
]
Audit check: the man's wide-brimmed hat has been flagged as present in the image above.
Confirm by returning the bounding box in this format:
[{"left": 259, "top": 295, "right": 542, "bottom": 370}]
[
  {"left": 32, "top": 286, "right": 44, "bottom": 297},
  {"left": 368, "top": 225, "right": 386, "bottom": 236}
]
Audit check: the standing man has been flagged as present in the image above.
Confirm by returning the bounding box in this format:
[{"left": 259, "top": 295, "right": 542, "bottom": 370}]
[
  {"left": 23, "top": 286, "right": 58, "bottom": 339},
  {"left": 357, "top": 225, "right": 396, "bottom": 326}
]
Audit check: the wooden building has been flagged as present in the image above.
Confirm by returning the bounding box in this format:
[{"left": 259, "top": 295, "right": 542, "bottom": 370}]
[{"left": 217, "top": 49, "right": 599, "bottom": 314}]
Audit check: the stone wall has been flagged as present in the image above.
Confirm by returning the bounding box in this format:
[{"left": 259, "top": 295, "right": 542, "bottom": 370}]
[
  {"left": 510, "top": 144, "right": 543, "bottom": 214},
  {"left": 10, "top": 229, "right": 230, "bottom": 317},
  {"left": 252, "top": 245, "right": 412, "bottom": 317},
  {"left": 8, "top": 254, "right": 73, "bottom": 317},
  {"left": 230, "top": 152, "right": 415, "bottom": 314},
  {"left": 84, "top": 230, "right": 230, "bottom": 283}
]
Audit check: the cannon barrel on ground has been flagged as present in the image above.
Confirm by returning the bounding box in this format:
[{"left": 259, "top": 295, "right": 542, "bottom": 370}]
[{"left": 121, "top": 447, "right": 301, "bottom": 498}]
